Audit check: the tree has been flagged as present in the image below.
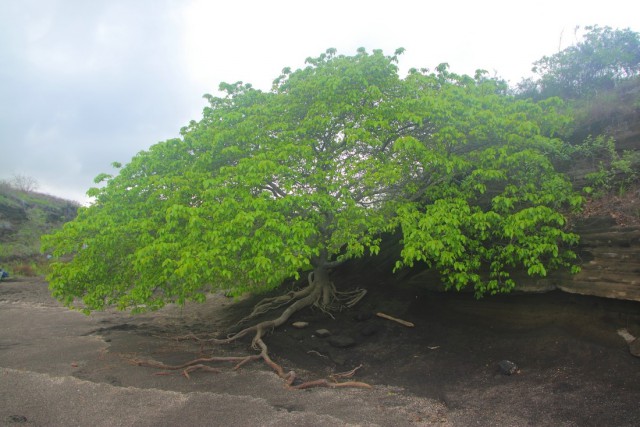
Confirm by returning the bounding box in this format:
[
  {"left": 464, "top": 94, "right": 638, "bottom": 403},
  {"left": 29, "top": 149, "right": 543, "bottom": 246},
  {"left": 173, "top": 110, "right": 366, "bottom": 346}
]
[
  {"left": 5, "top": 173, "right": 39, "bottom": 192},
  {"left": 42, "top": 49, "right": 581, "bottom": 386},
  {"left": 518, "top": 25, "right": 640, "bottom": 99}
]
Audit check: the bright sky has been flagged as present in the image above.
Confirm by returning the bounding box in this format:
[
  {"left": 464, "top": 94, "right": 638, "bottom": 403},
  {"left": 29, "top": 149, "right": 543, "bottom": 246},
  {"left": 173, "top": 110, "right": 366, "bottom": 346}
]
[{"left": 1, "top": 0, "right": 638, "bottom": 203}]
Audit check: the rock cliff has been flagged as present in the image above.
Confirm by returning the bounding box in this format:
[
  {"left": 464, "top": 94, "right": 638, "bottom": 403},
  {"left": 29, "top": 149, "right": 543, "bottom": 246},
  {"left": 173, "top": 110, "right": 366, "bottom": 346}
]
[
  {"left": 554, "top": 218, "right": 640, "bottom": 302},
  {"left": 560, "top": 105, "right": 640, "bottom": 301}
]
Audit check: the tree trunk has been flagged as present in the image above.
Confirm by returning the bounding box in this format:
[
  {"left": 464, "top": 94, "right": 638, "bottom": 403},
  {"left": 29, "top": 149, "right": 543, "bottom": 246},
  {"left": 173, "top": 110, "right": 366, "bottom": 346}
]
[{"left": 312, "top": 265, "right": 333, "bottom": 308}]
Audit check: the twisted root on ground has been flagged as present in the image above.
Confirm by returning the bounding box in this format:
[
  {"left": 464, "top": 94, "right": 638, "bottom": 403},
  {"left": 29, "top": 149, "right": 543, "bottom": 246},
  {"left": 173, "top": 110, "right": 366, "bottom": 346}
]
[
  {"left": 133, "top": 338, "right": 370, "bottom": 389},
  {"left": 134, "top": 270, "right": 371, "bottom": 390}
]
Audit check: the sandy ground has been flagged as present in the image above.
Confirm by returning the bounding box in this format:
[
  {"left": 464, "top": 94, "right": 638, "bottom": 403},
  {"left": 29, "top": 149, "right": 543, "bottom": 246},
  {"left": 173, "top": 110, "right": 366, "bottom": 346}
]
[{"left": 1, "top": 276, "right": 639, "bottom": 426}]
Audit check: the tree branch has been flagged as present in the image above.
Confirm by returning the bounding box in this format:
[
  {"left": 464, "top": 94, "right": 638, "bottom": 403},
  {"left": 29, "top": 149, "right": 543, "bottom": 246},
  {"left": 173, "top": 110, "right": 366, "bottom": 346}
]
[{"left": 264, "top": 181, "right": 287, "bottom": 198}]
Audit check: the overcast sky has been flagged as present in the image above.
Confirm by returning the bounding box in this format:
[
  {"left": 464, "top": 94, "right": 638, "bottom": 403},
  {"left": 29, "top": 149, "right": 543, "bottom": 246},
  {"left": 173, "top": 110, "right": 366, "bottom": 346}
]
[{"left": 1, "top": 0, "right": 638, "bottom": 203}]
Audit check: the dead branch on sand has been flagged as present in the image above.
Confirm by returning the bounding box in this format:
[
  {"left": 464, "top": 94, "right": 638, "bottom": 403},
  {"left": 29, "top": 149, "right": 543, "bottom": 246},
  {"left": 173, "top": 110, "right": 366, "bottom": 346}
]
[{"left": 376, "top": 312, "right": 414, "bottom": 327}]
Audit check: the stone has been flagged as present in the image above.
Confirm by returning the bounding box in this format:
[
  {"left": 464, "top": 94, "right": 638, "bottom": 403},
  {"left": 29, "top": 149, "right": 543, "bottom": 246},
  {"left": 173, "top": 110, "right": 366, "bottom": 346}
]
[
  {"left": 498, "top": 360, "right": 519, "bottom": 375},
  {"left": 328, "top": 335, "right": 356, "bottom": 348},
  {"left": 360, "top": 324, "right": 378, "bottom": 337},
  {"left": 617, "top": 328, "right": 636, "bottom": 344},
  {"left": 329, "top": 352, "right": 347, "bottom": 365},
  {"left": 315, "top": 329, "right": 331, "bottom": 338},
  {"left": 291, "top": 321, "right": 309, "bottom": 329},
  {"left": 630, "top": 338, "right": 640, "bottom": 357}
]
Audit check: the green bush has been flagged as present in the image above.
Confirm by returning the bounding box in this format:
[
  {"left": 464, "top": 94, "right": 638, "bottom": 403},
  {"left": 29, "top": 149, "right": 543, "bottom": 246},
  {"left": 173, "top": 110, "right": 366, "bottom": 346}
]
[{"left": 570, "top": 135, "right": 640, "bottom": 194}]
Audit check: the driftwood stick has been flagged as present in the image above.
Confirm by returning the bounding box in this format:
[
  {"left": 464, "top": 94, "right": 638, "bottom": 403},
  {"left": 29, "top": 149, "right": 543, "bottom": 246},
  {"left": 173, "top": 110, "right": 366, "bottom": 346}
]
[{"left": 376, "top": 312, "right": 414, "bottom": 327}]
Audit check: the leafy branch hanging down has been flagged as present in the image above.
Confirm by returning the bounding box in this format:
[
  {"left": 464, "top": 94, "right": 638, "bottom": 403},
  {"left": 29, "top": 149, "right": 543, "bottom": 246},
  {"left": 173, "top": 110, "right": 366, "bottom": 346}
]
[{"left": 42, "top": 48, "right": 581, "bottom": 386}]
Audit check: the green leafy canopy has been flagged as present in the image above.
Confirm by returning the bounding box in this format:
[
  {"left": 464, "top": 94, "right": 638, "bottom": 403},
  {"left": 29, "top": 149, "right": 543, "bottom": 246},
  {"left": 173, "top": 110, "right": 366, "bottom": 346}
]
[{"left": 42, "top": 48, "right": 581, "bottom": 312}]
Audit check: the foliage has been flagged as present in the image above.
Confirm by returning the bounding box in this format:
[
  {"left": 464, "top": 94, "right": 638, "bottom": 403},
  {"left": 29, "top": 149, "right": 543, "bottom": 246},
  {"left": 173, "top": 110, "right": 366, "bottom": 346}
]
[
  {"left": 516, "top": 26, "right": 640, "bottom": 198},
  {"left": 570, "top": 135, "right": 640, "bottom": 195},
  {"left": 568, "top": 76, "right": 640, "bottom": 144},
  {"left": 518, "top": 26, "right": 640, "bottom": 100},
  {"left": 42, "top": 49, "right": 581, "bottom": 312},
  {"left": 0, "top": 184, "right": 78, "bottom": 274}
]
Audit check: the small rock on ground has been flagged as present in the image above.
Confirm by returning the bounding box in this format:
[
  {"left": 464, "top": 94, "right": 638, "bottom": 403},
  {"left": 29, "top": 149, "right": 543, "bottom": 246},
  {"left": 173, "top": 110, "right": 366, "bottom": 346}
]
[
  {"left": 315, "top": 329, "right": 331, "bottom": 337},
  {"left": 498, "top": 360, "right": 519, "bottom": 375},
  {"left": 328, "top": 335, "right": 356, "bottom": 348}
]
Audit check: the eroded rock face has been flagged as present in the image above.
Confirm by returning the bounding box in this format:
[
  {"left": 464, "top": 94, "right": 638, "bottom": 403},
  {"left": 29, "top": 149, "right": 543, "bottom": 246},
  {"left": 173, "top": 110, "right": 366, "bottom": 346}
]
[
  {"left": 514, "top": 217, "right": 640, "bottom": 302},
  {"left": 398, "top": 217, "right": 640, "bottom": 303},
  {"left": 558, "top": 219, "right": 640, "bottom": 302}
]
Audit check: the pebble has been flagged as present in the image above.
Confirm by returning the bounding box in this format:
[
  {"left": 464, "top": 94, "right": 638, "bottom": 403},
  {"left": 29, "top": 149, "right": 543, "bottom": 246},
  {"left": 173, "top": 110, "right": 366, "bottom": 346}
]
[
  {"left": 498, "top": 360, "right": 519, "bottom": 375},
  {"left": 328, "top": 335, "right": 356, "bottom": 348},
  {"left": 291, "top": 321, "right": 309, "bottom": 329},
  {"left": 315, "top": 329, "right": 331, "bottom": 337}
]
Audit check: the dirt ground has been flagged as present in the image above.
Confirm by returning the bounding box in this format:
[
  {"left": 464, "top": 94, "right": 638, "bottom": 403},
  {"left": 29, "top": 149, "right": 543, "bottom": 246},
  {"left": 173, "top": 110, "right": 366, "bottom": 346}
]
[{"left": 1, "top": 274, "right": 639, "bottom": 426}]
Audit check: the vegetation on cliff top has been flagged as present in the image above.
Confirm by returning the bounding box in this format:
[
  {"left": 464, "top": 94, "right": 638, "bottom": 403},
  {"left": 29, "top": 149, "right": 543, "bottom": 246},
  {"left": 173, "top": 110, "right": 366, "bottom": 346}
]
[{"left": 0, "top": 178, "right": 78, "bottom": 275}]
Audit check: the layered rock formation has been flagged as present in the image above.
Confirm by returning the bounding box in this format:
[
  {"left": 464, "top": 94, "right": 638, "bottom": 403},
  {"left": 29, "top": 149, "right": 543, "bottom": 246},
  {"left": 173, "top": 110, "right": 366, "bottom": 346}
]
[
  {"left": 560, "top": 106, "right": 640, "bottom": 301},
  {"left": 556, "top": 218, "right": 640, "bottom": 302}
]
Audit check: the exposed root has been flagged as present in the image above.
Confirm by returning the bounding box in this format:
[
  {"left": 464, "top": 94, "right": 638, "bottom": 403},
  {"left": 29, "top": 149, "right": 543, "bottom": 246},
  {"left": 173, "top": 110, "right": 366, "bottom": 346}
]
[
  {"left": 307, "top": 350, "right": 329, "bottom": 359},
  {"left": 288, "top": 379, "right": 372, "bottom": 390},
  {"left": 333, "top": 287, "right": 367, "bottom": 309},
  {"left": 310, "top": 281, "right": 367, "bottom": 319},
  {"left": 236, "top": 283, "right": 316, "bottom": 326},
  {"left": 255, "top": 337, "right": 371, "bottom": 390},
  {"left": 182, "top": 364, "right": 222, "bottom": 378},
  {"left": 135, "top": 268, "right": 371, "bottom": 390},
  {"left": 131, "top": 354, "right": 258, "bottom": 378},
  {"left": 330, "top": 364, "right": 364, "bottom": 381},
  {"left": 171, "top": 333, "right": 213, "bottom": 342}
]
